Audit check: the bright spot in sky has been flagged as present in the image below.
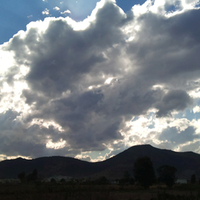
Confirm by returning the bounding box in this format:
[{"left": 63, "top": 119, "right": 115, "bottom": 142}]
[
  {"left": 53, "top": 6, "right": 60, "bottom": 11},
  {"left": 193, "top": 106, "right": 200, "bottom": 113},
  {"left": 0, "top": 50, "right": 15, "bottom": 73},
  {"left": 46, "top": 139, "right": 67, "bottom": 150},
  {"left": 42, "top": 8, "right": 50, "bottom": 15},
  {"left": 105, "top": 77, "right": 115, "bottom": 84},
  {"left": 61, "top": 0, "right": 100, "bottom": 20}
]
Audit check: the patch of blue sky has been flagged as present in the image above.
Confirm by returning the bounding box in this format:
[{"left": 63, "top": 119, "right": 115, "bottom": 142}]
[
  {"left": 0, "top": 0, "right": 146, "bottom": 44},
  {"left": 165, "top": 5, "right": 177, "bottom": 13},
  {"left": 0, "top": 0, "right": 45, "bottom": 44},
  {"left": 148, "top": 123, "right": 155, "bottom": 129},
  {"left": 0, "top": 0, "right": 98, "bottom": 44},
  {"left": 131, "top": 112, "right": 155, "bottom": 128},
  {"left": 116, "top": 0, "right": 146, "bottom": 12},
  {"left": 174, "top": 108, "right": 200, "bottom": 121},
  {"left": 147, "top": 112, "right": 155, "bottom": 118},
  {"left": 164, "top": 1, "right": 181, "bottom": 14},
  {"left": 132, "top": 116, "right": 139, "bottom": 121},
  {"left": 194, "top": 1, "right": 200, "bottom": 8},
  {"left": 147, "top": 112, "right": 156, "bottom": 129},
  {"left": 64, "top": 0, "right": 99, "bottom": 21}
]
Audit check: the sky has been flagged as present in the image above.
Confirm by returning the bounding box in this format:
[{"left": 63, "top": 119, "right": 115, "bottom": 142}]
[{"left": 1, "top": 0, "right": 200, "bottom": 162}]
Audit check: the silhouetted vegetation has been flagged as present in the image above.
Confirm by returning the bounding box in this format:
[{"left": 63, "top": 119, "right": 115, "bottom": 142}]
[
  {"left": 191, "top": 174, "right": 196, "bottom": 184},
  {"left": 94, "top": 176, "right": 109, "bottom": 185},
  {"left": 133, "top": 156, "right": 156, "bottom": 189},
  {"left": 1, "top": 157, "right": 200, "bottom": 200},
  {"left": 18, "top": 169, "right": 38, "bottom": 183},
  {"left": 50, "top": 178, "right": 56, "bottom": 184},
  {"left": 157, "top": 165, "right": 177, "bottom": 188},
  {"left": 118, "top": 171, "right": 135, "bottom": 185},
  {"left": 18, "top": 172, "right": 26, "bottom": 183},
  {"left": 2, "top": 147, "right": 200, "bottom": 199},
  {"left": 152, "top": 191, "right": 200, "bottom": 200},
  {"left": 1, "top": 145, "right": 200, "bottom": 182},
  {"left": 0, "top": 181, "right": 199, "bottom": 200}
]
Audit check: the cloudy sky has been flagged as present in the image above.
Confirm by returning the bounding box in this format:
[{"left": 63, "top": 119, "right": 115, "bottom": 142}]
[{"left": 1, "top": 0, "right": 200, "bottom": 162}]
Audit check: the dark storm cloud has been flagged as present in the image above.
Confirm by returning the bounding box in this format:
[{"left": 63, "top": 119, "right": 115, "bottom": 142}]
[
  {"left": 51, "top": 90, "right": 104, "bottom": 125},
  {"left": 5, "top": 0, "right": 127, "bottom": 154},
  {"left": 101, "top": 81, "right": 162, "bottom": 118},
  {"left": 169, "top": 9, "right": 200, "bottom": 43},
  {"left": 0, "top": 110, "right": 43, "bottom": 157},
  {"left": 6, "top": 0, "right": 126, "bottom": 98},
  {"left": 1, "top": 0, "right": 200, "bottom": 159},
  {"left": 49, "top": 91, "right": 123, "bottom": 151},
  {"left": 155, "top": 90, "right": 193, "bottom": 117},
  {"left": 127, "top": 9, "right": 200, "bottom": 85},
  {"left": 159, "top": 126, "right": 199, "bottom": 145},
  {"left": 22, "top": 89, "right": 48, "bottom": 106},
  {"left": 0, "top": 110, "right": 81, "bottom": 158}
]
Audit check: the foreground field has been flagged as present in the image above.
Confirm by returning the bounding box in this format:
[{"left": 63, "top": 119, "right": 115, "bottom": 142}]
[{"left": 0, "top": 184, "right": 199, "bottom": 200}]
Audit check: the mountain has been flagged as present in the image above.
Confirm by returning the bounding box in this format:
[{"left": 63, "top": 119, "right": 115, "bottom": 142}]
[{"left": 0, "top": 144, "right": 200, "bottom": 180}]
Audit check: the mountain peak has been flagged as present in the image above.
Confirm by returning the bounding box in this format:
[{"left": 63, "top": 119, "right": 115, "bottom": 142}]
[{"left": 0, "top": 145, "right": 199, "bottom": 180}]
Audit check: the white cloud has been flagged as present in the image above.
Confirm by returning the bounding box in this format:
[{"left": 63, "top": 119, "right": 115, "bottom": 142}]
[
  {"left": 53, "top": 6, "right": 60, "bottom": 11},
  {"left": 42, "top": 8, "right": 50, "bottom": 15},
  {"left": 27, "top": 15, "right": 33, "bottom": 19},
  {"left": 46, "top": 139, "right": 67, "bottom": 150},
  {"left": 193, "top": 106, "right": 200, "bottom": 113},
  {"left": 61, "top": 10, "right": 71, "bottom": 14}
]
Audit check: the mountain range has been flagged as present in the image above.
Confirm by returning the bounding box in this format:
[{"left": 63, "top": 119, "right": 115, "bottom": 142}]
[{"left": 0, "top": 144, "right": 200, "bottom": 180}]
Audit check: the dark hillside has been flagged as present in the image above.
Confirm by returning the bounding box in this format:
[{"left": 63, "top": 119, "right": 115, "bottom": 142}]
[
  {"left": 0, "top": 145, "right": 200, "bottom": 180},
  {"left": 96, "top": 145, "right": 200, "bottom": 179}
]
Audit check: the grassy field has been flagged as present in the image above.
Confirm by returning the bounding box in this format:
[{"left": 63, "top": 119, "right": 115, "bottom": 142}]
[{"left": 0, "top": 183, "right": 199, "bottom": 200}]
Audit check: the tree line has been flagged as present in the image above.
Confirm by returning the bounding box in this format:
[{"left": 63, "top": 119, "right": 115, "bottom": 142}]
[
  {"left": 18, "top": 169, "right": 38, "bottom": 183},
  {"left": 17, "top": 156, "right": 198, "bottom": 189},
  {"left": 133, "top": 156, "right": 177, "bottom": 189}
]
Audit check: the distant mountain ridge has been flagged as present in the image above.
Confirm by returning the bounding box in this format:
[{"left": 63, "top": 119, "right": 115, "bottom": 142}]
[{"left": 0, "top": 144, "right": 200, "bottom": 180}]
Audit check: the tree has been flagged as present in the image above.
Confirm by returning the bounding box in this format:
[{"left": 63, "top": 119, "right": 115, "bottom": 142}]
[
  {"left": 18, "top": 169, "right": 38, "bottom": 183},
  {"left": 60, "top": 178, "right": 66, "bottom": 184},
  {"left": 119, "top": 171, "right": 134, "bottom": 185},
  {"left": 157, "top": 165, "right": 177, "bottom": 188},
  {"left": 50, "top": 178, "right": 57, "bottom": 184},
  {"left": 133, "top": 156, "right": 156, "bottom": 189},
  {"left": 95, "top": 176, "right": 109, "bottom": 185},
  {"left": 191, "top": 174, "right": 196, "bottom": 184},
  {"left": 27, "top": 169, "right": 38, "bottom": 182},
  {"left": 18, "top": 172, "right": 26, "bottom": 183}
]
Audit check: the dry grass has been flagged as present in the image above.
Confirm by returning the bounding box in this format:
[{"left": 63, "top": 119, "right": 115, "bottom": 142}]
[{"left": 0, "top": 183, "right": 199, "bottom": 200}]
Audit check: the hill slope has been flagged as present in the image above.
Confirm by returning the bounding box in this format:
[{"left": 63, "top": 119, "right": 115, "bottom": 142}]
[{"left": 0, "top": 144, "right": 200, "bottom": 180}]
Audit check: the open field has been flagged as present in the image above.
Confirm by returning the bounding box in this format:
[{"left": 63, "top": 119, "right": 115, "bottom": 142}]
[{"left": 0, "top": 183, "right": 199, "bottom": 200}]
